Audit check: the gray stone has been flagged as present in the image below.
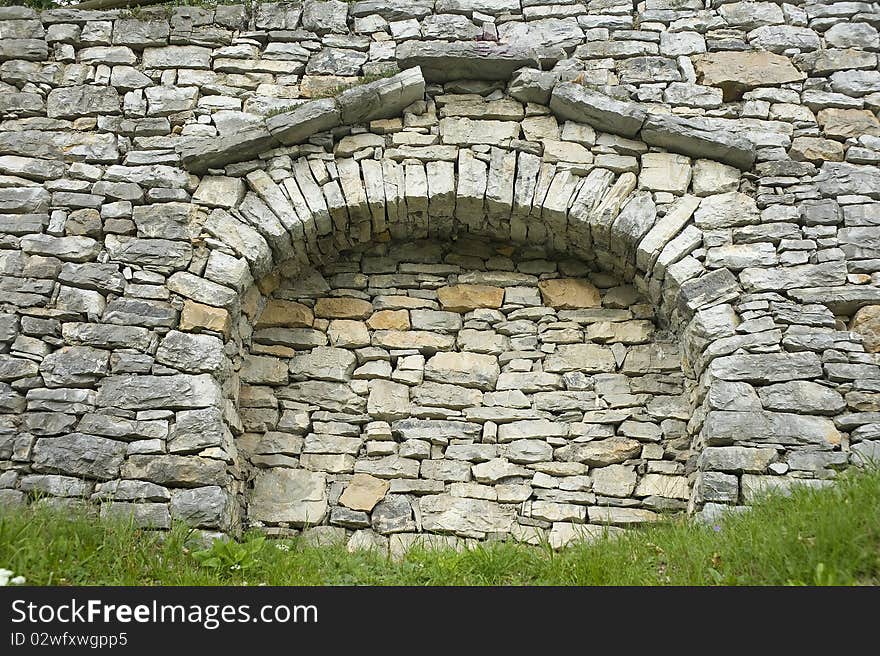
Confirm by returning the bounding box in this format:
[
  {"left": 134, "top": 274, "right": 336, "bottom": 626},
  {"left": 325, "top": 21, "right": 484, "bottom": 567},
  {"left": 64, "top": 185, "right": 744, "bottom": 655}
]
[
  {"left": 508, "top": 68, "right": 558, "bottom": 105},
  {"left": 46, "top": 85, "right": 119, "bottom": 119},
  {"left": 709, "top": 352, "right": 821, "bottom": 384},
  {"left": 695, "top": 471, "right": 739, "bottom": 503},
  {"left": 40, "top": 346, "right": 109, "bottom": 387},
  {"left": 289, "top": 347, "right": 357, "bottom": 382},
  {"left": 545, "top": 344, "right": 616, "bottom": 373},
  {"left": 169, "top": 407, "right": 228, "bottom": 454},
  {"left": 156, "top": 331, "right": 225, "bottom": 374},
  {"left": 170, "top": 486, "right": 229, "bottom": 528},
  {"left": 371, "top": 495, "right": 415, "bottom": 534},
  {"left": 641, "top": 115, "right": 756, "bottom": 171},
  {"left": 703, "top": 411, "right": 841, "bottom": 447},
  {"left": 179, "top": 126, "right": 277, "bottom": 174},
  {"left": 424, "top": 352, "right": 499, "bottom": 390},
  {"left": 758, "top": 381, "right": 846, "bottom": 415},
  {"left": 32, "top": 433, "right": 126, "bottom": 481},
  {"left": 281, "top": 381, "right": 365, "bottom": 413},
  {"left": 393, "top": 418, "right": 481, "bottom": 445},
  {"left": 420, "top": 494, "right": 515, "bottom": 538},
  {"left": 396, "top": 40, "right": 540, "bottom": 82},
  {"left": 97, "top": 374, "right": 221, "bottom": 410},
  {"left": 701, "top": 445, "right": 777, "bottom": 473},
  {"left": 550, "top": 83, "right": 646, "bottom": 138},
  {"left": 20, "top": 234, "right": 100, "bottom": 262},
  {"left": 249, "top": 469, "right": 327, "bottom": 527}
]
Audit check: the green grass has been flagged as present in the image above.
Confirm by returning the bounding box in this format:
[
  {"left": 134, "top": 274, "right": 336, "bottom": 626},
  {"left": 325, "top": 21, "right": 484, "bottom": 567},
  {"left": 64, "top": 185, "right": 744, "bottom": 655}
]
[{"left": 2, "top": 468, "right": 879, "bottom": 586}]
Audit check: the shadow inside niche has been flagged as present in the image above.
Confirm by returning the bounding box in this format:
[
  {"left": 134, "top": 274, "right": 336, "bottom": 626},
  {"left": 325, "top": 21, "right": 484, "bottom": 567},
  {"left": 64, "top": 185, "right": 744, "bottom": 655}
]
[{"left": 236, "top": 238, "right": 694, "bottom": 546}]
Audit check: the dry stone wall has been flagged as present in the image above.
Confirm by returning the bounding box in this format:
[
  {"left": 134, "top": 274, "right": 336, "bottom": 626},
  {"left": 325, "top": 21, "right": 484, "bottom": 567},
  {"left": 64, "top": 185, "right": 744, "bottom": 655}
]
[
  {"left": 0, "top": 0, "right": 879, "bottom": 552},
  {"left": 240, "top": 240, "right": 690, "bottom": 547}
]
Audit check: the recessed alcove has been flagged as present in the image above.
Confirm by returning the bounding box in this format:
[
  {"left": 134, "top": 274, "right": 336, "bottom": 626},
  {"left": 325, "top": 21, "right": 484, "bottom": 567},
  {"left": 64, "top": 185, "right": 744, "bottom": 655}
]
[{"left": 237, "top": 237, "right": 692, "bottom": 546}]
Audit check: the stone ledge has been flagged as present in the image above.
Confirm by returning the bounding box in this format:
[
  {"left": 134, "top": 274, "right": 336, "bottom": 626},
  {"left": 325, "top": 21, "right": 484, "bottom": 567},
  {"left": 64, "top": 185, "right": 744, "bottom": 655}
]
[
  {"left": 641, "top": 115, "right": 757, "bottom": 171},
  {"left": 180, "top": 67, "right": 426, "bottom": 173},
  {"left": 396, "top": 41, "right": 543, "bottom": 82}
]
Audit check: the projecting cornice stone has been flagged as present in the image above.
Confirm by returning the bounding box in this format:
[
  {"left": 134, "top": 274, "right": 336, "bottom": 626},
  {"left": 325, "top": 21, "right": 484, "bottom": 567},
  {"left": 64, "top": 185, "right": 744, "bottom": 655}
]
[{"left": 179, "top": 66, "right": 757, "bottom": 175}]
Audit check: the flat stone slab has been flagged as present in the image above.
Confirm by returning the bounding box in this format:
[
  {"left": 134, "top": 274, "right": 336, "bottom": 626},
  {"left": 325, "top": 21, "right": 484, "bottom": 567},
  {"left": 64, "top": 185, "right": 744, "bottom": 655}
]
[
  {"left": 550, "top": 82, "right": 646, "bottom": 138},
  {"left": 641, "top": 114, "right": 756, "bottom": 171},
  {"left": 396, "top": 41, "right": 541, "bottom": 82}
]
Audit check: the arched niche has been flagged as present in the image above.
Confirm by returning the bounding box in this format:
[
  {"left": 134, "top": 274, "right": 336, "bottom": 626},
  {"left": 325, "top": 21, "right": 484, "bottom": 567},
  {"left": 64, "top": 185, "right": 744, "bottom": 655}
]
[{"left": 234, "top": 236, "right": 693, "bottom": 544}]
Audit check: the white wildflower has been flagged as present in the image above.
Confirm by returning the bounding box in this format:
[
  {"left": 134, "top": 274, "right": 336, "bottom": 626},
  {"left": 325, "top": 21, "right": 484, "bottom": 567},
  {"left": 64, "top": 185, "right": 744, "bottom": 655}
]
[{"left": 0, "top": 569, "right": 25, "bottom": 586}]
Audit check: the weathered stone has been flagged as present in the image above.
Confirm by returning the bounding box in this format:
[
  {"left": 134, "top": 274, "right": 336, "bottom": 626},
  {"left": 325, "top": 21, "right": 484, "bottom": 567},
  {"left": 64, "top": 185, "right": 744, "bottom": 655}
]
[
  {"left": 592, "top": 464, "right": 637, "bottom": 497},
  {"left": 256, "top": 299, "right": 314, "bottom": 329},
  {"left": 396, "top": 40, "right": 540, "bottom": 82},
  {"left": 170, "top": 486, "right": 229, "bottom": 529},
  {"left": 420, "top": 494, "right": 515, "bottom": 538},
  {"left": 851, "top": 306, "right": 880, "bottom": 353},
  {"left": 703, "top": 411, "right": 841, "bottom": 447},
  {"left": 97, "top": 374, "right": 222, "bottom": 410},
  {"left": 249, "top": 469, "right": 328, "bottom": 526},
  {"left": 290, "top": 347, "right": 356, "bottom": 382},
  {"left": 556, "top": 438, "right": 642, "bottom": 466},
  {"left": 700, "top": 446, "right": 777, "bottom": 473},
  {"left": 339, "top": 473, "right": 390, "bottom": 512},
  {"left": 537, "top": 279, "right": 600, "bottom": 309},
  {"left": 32, "top": 433, "right": 126, "bottom": 481},
  {"left": 758, "top": 381, "right": 846, "bottom": 415},
  {"left": 635, "top": 474, "right": 689, "bottom": 500},
  {"left": 497, "top": 419, "right": 567, "bottom": 443},
  {"left": 424, "top": 352, "right": 499, "bottom": 391},
  {"left": 545, "top": 344, "right": 616, "bottom": 373},
  {"left": 438, "top": 285, "right": 504, "bottom": 312},
  {"left": 550, "top": 82, "right": 646, "bottom": 138},
  {"left": 641, "top": 115, "right": 756, "bottom": 171},
  {"left": 367, "top": 379, "right": 410, "bottom": 420},
  {"left": 315, "top": 297, "right": 373, "bottom": 320},
  {"left": 818, "top": 108, "right": 880, "bottom": 140},
  {"left": 372, "top": 330, "right": 455, "bottom": 352},
  {"left": 156, "top": 331, "right": 225, "bottom": 374},
  {"left": 693, "top": 51, "right": 805, "bottom": 101},
  {"left": 588, "top": 507, "right": 659, "bottom": 525},
  {"left": 180, "top": 301, "right": 231, "bottom": 337},
  {"left": 169, "top": 407, "right": 227, "bottom": 454},
  {"left": 46, "top": 85, "right": 119, "bottom": 119}
]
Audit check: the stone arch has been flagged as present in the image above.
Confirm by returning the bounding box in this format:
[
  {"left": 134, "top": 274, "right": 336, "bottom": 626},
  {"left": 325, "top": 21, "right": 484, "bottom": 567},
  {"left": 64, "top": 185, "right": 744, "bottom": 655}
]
[
  {"left": 163, "top": 68, "right": 735, "bottom": 543},
  {"left": 4, "top": 58, "right": 871, "bottom": 548}
]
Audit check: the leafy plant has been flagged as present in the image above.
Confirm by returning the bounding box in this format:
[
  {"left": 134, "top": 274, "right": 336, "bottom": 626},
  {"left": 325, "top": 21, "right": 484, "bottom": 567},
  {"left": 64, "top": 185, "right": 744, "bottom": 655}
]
[{"left": 193, "top": 535, "right": 266, "bottom": 574}]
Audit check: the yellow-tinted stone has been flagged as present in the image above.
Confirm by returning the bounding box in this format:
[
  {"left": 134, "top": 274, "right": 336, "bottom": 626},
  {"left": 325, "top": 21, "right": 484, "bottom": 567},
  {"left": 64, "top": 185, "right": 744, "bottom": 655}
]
[
  {"left": 437, "top": 284, "right": 504, "bottom": 312},
  {"left": 817, "top": 108, "right": 880, "bottom": 140},
  {"left": 300, "top": 75, "right": 357, "bottom": 98},
  {"left": 537, "top": 278, "right": 601, "bottom": 309},
  {"left": 367, "top": 309, "right": 410, "bottom": 330},
  {"left": 694, "top": 51, "right": 805, "bottom": 101},
  {"left": 339, "top": 473, "right": 389, "bottom": 512},
  {"left": 315, "top": 297, "right": 373, "bottom": 319},
  {"left": 328, "top": 320, "right": 370, "bottom": 348},
  {"left": 179, "top": 300, "right": 231, "bottom": 338},
  {"left": 255, "top": 299, "right": 314, "bottom": 329},
  {"left": 789, "top": 136, "right": 845, "bottom": 163},
  {"left": 256, "top": 270, "right": 281, "bottom": 296},
  {"left": 851, "top": 305, "right": 880, "bottom": 353},
  {"left": 241, "top": 286, "right": 262, "bottom": 321}
]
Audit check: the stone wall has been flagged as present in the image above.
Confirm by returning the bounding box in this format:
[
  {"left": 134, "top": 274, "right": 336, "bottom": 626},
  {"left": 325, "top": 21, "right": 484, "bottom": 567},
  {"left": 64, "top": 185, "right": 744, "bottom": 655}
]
[
  {"left": 240, "top": 240, "right": 690, "bottom": 547},
  {"left": 1, "top": 0, "right": 879, "bottom": 551}
]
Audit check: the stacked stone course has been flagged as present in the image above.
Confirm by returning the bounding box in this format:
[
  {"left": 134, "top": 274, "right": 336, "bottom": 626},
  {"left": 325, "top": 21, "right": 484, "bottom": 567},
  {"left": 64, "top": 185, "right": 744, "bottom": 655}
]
[
  {"left": 0, "top": 1, "right": 878, "bottom": 553},
  {"left": 240, "top": 240, "right": 690, "bottom": 548}
]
